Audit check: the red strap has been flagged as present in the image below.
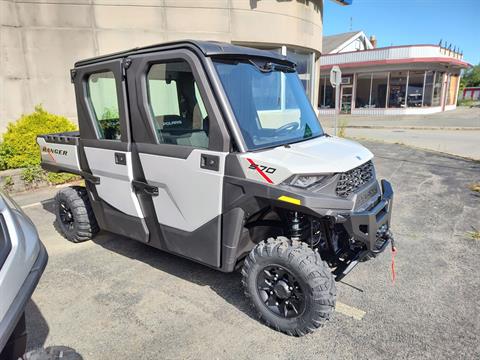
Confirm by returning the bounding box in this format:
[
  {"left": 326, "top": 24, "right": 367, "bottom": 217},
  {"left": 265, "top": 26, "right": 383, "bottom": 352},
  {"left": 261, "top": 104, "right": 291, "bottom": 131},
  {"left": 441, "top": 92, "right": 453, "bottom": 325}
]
[{"left": 391, "top": 247, "right": 397, "bottom": 284}]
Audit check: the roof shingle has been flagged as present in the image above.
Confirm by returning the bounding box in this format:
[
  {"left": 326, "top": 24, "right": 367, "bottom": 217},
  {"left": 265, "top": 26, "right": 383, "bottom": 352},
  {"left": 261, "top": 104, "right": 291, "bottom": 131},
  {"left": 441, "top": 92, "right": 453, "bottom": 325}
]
[{"left": 323, "top": 31, "right": 361, "bottom": 54}]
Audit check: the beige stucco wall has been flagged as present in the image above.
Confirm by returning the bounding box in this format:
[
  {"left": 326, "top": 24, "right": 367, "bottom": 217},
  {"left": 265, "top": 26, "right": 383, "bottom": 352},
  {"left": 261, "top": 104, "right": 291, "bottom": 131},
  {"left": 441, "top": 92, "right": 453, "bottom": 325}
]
[{"left": 0, "top": 0, "right": 323, "bottom": 133}]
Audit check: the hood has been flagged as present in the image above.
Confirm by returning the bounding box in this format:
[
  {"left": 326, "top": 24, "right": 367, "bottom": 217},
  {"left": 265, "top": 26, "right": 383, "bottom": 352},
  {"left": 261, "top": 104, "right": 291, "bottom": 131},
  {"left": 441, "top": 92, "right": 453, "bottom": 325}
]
[{"left": 237, "top": 136, "right": 374, "bottom": 185}]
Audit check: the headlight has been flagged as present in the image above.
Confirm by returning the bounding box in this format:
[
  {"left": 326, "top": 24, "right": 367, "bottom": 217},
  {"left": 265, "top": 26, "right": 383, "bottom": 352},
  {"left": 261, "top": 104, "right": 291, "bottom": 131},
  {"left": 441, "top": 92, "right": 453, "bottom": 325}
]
[{"left": 283, "top": 174, "right": 332, "bottom": 189}]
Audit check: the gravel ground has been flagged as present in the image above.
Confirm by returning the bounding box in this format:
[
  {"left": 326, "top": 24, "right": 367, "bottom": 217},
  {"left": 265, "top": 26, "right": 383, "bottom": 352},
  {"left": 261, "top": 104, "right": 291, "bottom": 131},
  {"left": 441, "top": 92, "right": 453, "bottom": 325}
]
[{"left": 14, "top": 141, "right": 480, "bottom": 360}]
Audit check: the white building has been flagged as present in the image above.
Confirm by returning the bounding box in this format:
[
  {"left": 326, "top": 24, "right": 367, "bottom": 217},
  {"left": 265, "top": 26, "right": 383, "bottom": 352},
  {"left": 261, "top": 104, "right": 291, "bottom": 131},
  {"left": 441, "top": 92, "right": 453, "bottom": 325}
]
[{"left": 319, "top": 31, "right": 470, "bottom": 115}]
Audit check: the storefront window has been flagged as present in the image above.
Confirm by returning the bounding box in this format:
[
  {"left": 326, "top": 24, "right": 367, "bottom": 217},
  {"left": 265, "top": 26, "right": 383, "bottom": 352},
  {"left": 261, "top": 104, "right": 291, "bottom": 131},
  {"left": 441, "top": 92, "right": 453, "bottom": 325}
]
[
  {"left": 388, "top": 71, "right": 408, "bottom": 108},
  {"left": 448, "top": 74, "right": 459, "bottom": 105},
  {"left": 423, "top": 71, "right": 435, "bottom": 107},
  {"left": 318, "top": 76, "right": 335, "bottom": 108},
  {"left": 371, "top": 72, "right": 388, "bottom": 108},
  {"left": 432, "top": 72, "right": 444, "bottom": 106},
  {"left": 355, "top": 73, "right": 372, "bottom": 108},
  {"left": 319, "top": 76, "right": 325, "bottom": 107},
  {"left": 287, "top": 48, "right": 313, "bottom": 100},
  {"left": 407, "top": 71, "right": 425, "bottom": 107}
]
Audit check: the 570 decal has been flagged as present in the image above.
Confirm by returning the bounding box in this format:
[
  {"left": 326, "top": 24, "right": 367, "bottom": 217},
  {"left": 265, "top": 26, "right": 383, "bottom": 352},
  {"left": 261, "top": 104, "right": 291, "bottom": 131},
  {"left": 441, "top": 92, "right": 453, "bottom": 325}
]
[
  {"left": 246, "top": 158, "right": 276, "bottom": 184},
  {"left": 248, "top": 163, "right": 276, "bottom": 174}
]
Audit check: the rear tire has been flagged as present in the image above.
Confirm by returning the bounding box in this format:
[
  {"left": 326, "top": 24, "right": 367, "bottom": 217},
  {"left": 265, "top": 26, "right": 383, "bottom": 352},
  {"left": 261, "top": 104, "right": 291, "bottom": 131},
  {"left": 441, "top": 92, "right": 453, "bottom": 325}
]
[
  {"left": 54, "top": 186, "right": 98, "bottom": 243},
  {"left": 241, "top": 237, "right": 336, "bottom": 336}
]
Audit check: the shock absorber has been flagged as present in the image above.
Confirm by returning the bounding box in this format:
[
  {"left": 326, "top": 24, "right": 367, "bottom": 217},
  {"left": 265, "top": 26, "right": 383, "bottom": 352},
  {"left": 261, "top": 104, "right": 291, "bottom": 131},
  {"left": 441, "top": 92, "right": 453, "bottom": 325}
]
[{"left": 288, "top": 211, "right": 309, "bottom": 241}]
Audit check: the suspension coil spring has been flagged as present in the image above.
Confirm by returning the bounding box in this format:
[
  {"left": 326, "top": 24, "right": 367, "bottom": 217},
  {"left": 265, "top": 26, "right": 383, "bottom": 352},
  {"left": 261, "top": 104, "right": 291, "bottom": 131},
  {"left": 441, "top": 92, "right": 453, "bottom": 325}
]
[{"left": 289, "top": 211, "right": 309, "bottom": 241}]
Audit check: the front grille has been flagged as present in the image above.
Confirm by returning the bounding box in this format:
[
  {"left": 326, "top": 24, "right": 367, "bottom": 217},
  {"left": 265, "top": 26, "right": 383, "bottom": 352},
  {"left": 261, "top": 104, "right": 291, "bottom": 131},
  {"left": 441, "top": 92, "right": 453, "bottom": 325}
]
[{"left": 336, "top": 160, "right": 375, "bottom": 198}]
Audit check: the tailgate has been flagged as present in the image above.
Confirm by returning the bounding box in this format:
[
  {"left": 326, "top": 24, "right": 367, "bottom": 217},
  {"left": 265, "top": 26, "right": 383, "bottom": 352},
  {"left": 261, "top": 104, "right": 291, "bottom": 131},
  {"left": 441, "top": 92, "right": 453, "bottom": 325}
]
[{"left": 36, "top": 132, "right": 81, "bottom": 174}]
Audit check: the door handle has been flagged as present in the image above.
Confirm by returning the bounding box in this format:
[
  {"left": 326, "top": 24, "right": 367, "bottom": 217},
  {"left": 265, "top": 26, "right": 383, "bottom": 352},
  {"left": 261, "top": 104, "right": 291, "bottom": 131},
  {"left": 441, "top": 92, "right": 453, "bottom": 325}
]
[
  {"left": 114, "top": 152, "right": 126, "bottom": 165},
  {"left": 132, "top": 180, "right": 158, "bottom": 197},
  {"left": 200, "top": 154, "right": 219, "bottom": 171}
]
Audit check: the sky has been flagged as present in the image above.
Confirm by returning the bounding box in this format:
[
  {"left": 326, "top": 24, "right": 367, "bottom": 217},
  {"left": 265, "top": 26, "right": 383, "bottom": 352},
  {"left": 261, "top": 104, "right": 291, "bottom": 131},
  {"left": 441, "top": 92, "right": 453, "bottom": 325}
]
[{"left": 323, "top": 0, "right": 480, "bottom": 65}]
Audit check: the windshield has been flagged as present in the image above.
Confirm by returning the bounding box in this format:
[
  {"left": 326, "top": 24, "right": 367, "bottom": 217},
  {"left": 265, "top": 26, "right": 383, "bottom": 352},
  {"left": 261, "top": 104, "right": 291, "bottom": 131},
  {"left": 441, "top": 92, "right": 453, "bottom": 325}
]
[{"left": 213, "top": 59, "right": 324, "bottom": 150}]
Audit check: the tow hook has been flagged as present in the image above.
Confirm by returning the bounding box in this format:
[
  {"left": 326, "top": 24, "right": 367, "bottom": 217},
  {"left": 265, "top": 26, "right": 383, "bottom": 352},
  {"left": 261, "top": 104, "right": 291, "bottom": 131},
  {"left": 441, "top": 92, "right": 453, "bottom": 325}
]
[{"left": 371, "top": 226, "right": 393, "bottom": 254}]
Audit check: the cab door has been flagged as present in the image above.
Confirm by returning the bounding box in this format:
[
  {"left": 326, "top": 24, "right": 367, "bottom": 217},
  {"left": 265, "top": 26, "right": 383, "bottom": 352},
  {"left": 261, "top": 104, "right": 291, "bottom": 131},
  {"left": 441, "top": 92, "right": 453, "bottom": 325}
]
[
  {"left": 126, "top": 49, "right": 230, "bottom": 267},
  {"left": 73, "top": 59, "right": 149, "bottom": 242}
]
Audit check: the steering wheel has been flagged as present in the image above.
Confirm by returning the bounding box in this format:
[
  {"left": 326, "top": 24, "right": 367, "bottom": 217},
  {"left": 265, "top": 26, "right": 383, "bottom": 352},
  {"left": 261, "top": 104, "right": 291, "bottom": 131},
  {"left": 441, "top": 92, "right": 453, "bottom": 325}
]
[{"left": 275, "top": 122, "right": 299, "bottom": 133}]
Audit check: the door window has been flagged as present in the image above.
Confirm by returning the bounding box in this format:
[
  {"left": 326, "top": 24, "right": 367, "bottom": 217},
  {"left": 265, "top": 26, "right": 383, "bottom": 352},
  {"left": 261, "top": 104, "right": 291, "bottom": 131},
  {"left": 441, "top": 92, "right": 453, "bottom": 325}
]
[
  {"left": 146, "top": 61, "right": 209, "bottom": 149},
  {"left": 87, "top": 71, "right": 121, "bottom": 140}
]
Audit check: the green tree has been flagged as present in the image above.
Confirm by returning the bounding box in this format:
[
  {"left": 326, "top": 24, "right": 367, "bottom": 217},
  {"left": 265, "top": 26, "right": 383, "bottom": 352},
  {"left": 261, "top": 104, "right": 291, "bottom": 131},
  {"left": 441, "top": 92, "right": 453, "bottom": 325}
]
[{"left": 460, "top": 63, "right": 480, "bottom": 90}]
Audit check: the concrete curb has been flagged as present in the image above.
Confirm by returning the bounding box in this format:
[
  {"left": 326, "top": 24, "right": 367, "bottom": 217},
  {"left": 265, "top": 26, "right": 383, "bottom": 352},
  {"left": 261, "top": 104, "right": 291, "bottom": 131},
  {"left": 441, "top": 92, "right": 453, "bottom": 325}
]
[
  {"left": 0, "top": 168, "right": 81, "bottom": 194},
  {"left": 348, "top": 137, "right": 480, "bottom": 162},
  {"left": 324, "top": 125, "right": 480, "bottom": 131}
]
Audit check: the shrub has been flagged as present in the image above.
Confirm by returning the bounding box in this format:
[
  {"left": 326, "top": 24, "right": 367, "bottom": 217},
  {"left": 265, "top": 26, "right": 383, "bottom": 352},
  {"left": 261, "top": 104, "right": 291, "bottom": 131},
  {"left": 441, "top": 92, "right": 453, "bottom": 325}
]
[
  {"left": 21, "top": 165, "right": 46, "bottom": 185},
  {"left": 0, "top": 105, "right": 77, "bottom": 170}
]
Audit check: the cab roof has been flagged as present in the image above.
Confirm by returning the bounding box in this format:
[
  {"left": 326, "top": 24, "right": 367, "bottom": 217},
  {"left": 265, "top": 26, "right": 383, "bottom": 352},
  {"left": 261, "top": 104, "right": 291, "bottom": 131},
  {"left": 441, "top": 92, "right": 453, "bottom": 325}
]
[{"left": 74, "top": 40, "right": 293, "bottom": 67}]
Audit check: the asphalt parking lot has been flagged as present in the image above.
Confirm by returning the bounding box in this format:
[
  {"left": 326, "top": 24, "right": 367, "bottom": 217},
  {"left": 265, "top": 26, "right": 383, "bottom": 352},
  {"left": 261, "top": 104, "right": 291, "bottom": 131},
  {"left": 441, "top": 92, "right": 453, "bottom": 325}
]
[
  {"left": 14, "top": 141, "right": 480, "bottom": 360},
  {"left": 323, "top": 108, "right": 480, "bottom": 160}
]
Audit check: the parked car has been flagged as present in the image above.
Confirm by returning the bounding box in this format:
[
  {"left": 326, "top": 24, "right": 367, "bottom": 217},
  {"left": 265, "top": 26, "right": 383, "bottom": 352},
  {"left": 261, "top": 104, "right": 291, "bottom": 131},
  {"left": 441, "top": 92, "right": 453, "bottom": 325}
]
[
  {"left": 37, "top": 40, "right": 394, "bottom": 336},
  {"left": 0, "top": 192, "right": 48, "bottom": 359}
]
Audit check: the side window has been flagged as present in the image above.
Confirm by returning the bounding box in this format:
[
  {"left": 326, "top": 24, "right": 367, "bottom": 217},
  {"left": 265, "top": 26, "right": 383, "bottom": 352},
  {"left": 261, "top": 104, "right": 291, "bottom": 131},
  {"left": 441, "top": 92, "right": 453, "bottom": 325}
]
[
  {"left": 146, "top": 61, "right": 209, "bottom": 149},
  {"left": 87, "top": 71, "right": 121, "bottom": 140}
]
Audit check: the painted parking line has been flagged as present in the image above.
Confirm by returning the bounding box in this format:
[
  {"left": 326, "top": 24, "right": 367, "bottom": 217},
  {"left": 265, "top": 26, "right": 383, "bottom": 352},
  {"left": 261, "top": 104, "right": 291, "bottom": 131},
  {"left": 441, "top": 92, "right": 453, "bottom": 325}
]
[
  {"left": 21, "top": 199, "right": 53, "bottom": 209},
  {"left": 336, "top": 301, "right": 366, "bottom": 320}
]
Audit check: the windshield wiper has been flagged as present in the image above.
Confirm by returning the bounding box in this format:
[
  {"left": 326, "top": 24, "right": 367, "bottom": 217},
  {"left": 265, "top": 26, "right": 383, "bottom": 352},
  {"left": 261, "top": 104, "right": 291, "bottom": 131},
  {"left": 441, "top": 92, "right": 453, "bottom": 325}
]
[{"left": 248, "top": 60, "right": 295, "bottom": 73}]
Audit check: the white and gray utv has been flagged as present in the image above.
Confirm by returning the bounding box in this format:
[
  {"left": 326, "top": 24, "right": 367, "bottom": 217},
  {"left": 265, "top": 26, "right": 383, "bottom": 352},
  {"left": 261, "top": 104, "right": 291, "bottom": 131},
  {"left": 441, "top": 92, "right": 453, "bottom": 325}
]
[{"left": 37, "top": 41, "right": 394, "bottom": 336}]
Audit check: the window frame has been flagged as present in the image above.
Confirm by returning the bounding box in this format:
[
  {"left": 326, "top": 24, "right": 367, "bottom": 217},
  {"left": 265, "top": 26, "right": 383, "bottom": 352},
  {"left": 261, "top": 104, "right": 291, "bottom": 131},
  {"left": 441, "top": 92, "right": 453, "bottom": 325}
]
[
  {"left": 75, "top": 59, "right": 130, "bottom": 143},
  {"left": 145, "top": 60, "right": 211, "bottom": 149},
  {"left": 130, "top": 49, "right": 230, "bottom": 153}
]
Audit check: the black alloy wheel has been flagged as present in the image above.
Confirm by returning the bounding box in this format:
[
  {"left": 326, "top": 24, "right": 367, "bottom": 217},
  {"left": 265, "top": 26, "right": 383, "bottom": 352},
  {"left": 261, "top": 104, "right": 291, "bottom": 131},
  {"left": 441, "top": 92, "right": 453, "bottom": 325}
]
[
  {"left": 54, "top": 186, "right": 98, "bottom": 243},
  {"left": 257, "top": 265, "right": 306, "bottom": 318},
  {"left": 58, "top": 200, "right": 75, "bottom": 231},
  {"left": 242, "top": 237, "right": 336, "bottom": 336}
]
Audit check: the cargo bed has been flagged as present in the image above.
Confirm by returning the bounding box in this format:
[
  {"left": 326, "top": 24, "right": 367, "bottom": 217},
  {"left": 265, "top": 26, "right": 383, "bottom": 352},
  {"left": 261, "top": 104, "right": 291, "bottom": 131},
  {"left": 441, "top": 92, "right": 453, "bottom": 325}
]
[{"left": 36, "top": 131, "right": 81, "bottom": 175}]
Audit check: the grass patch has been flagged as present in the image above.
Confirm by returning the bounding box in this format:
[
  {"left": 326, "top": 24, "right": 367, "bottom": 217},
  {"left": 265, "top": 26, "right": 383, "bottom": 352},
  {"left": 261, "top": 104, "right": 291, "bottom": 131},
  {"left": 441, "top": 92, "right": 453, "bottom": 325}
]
[
  {"left": 468, "top": 183, "right": 480, "bottom": 193},
  {"left": 466, "top": 230, "right": 480, "bottom": 240},
  {"left": 46, "top": 172, "right": 80, "bottom": 185},
  {"left": 2, "top": 176, "right": 13, "bottom": 192},
  {"left": 457, "top": 99, "right": 480, "bottom": 107},
  {"left": 338, "top": 119, "right": 348, "bottom": 138}
]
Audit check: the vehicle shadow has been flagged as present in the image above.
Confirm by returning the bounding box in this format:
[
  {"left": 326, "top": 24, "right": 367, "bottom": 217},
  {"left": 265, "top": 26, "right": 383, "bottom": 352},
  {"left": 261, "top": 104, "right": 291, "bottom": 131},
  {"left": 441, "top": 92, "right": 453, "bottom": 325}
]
[
  {"left": 25, "top": 277, "right": 84, "bottom": 359},
  {"left": 41, "top": 199, "right": 55, "bottom": 214},
  {"left": 91, "top": 233, "right": 258, "bottom": 321},
  {"left": 41, "top": 200, "right": 258, "bottom": 321},
  {"left": 25, "top": 300, "right": 49, "bottom": 350}
]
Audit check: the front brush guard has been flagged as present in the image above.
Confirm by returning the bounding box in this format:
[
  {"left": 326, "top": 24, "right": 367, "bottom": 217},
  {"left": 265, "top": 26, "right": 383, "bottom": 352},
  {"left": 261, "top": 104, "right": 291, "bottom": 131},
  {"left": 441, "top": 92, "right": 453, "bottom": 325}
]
[{"left": 345, "top": 179, "right": 394, "bottom": 254}]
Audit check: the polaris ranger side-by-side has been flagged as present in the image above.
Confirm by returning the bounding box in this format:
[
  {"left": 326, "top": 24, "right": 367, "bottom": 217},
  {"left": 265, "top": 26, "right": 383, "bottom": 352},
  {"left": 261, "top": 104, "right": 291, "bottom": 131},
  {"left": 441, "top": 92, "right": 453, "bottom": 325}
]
[{"left": 37, "top": 41, "right": 394, "bottom": 336}]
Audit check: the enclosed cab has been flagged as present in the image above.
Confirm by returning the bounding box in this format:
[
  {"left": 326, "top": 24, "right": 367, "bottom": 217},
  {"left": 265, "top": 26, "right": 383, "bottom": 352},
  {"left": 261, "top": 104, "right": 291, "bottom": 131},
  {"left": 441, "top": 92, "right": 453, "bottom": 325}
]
[{"left": 38, "top": 41, "right": 394, "bottom": 336}]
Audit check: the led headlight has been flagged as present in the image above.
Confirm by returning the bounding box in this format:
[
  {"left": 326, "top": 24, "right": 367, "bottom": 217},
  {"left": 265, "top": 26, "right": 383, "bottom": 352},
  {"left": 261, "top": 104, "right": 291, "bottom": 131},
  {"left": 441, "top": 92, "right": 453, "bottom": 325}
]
[{"left": 284, "top": 174, "right": 331, "bottom": 189}]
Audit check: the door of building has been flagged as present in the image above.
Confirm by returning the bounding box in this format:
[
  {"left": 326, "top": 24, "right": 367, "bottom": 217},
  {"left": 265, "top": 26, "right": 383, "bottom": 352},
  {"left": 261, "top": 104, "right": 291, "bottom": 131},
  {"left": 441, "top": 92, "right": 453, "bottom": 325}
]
[{"left": 340, "top": 86, "right": 353, "bottom": 114}]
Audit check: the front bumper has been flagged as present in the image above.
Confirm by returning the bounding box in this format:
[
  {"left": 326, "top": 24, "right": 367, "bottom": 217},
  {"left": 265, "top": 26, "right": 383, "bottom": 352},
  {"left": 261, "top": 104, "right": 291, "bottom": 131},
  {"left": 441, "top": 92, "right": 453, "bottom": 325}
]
[
  {"left": 0, "top": 242, "right": 48, "bottom": 352},
  {"left": 345, "top": 179, "right": 394, "bottom": 254}
]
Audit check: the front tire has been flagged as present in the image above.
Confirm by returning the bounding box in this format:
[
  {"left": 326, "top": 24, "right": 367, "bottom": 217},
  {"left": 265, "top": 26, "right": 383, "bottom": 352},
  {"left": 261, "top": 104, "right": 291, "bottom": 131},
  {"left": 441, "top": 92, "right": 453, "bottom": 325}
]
[
  {"left": 241, "top": 237, "right": 336, "bottom": 336},
  {"left": 54, "top": 186, "right": 98, "bottom": 243}
]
